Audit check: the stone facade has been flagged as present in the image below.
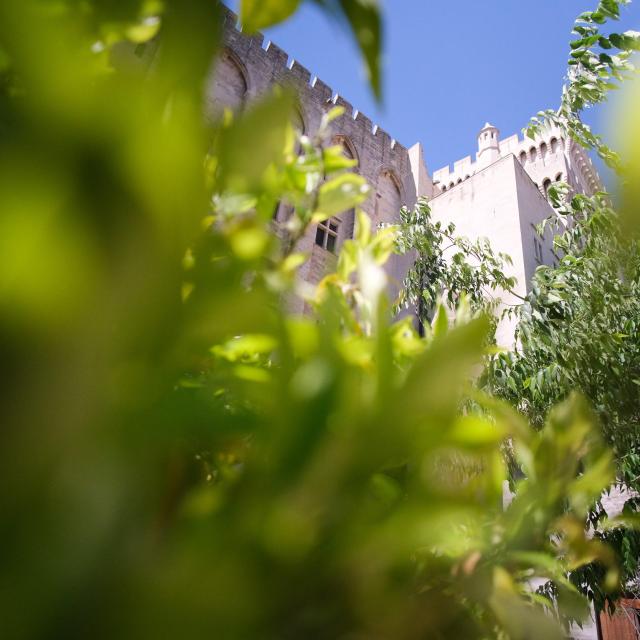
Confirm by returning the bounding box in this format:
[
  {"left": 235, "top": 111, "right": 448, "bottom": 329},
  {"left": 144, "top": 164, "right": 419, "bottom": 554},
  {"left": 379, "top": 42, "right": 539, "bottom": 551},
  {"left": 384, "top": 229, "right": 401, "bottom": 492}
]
[
  {"left": 209, "top": 6, "right": 418, "bottom": 302},
  {"left": 115, "top": 5, "right": 610, "bottom": 338},
  {"left": 430, "top": 122, "right": 602, "bottom": 345},
  {"left": 203, "top": 6, "right": 603, "bottom": 336},
  {"left": 433, "top": 121, "right": 601, "bottom": 198},
  {"left": 430, "top": 154, "right": 558, "bottom": 345}
]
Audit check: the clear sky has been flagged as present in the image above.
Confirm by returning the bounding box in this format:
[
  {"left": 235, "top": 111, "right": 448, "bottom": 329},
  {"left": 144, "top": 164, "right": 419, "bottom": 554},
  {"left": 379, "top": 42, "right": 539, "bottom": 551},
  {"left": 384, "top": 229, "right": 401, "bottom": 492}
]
[{"left": 227, "top": 0, "right": 639, "bottom": 182}]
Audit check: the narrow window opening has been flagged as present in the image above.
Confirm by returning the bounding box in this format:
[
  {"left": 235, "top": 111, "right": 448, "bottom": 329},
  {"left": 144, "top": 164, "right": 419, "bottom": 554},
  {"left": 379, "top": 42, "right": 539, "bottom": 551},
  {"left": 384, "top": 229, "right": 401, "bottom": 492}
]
[{"left": 315, "top": 217, "right": 340, "bottom": 253}]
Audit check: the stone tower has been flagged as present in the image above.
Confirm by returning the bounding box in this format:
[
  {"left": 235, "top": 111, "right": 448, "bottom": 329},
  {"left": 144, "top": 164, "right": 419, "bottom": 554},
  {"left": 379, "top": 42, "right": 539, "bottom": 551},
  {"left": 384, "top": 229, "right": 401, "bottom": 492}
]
[{"left": 477, "top": 122, "right": 500, "bottom": 167}]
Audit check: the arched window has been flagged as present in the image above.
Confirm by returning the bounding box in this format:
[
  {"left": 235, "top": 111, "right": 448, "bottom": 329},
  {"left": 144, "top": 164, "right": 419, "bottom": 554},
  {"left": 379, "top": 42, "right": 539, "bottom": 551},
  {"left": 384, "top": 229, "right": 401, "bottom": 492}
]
[
  {"left": 206, "top": 49, "right": 248, "bottom": 119},
  {"left": 449, "top": 182, "right": 454, "bottom": 189},
  {"left": 543, "top": 178, "right": 552, "bottom": 198},
  {"left": 464, "top": 175, "right": 470, "bottom": 181},
  {"left": 555, "top": 172, "right": 563, "bottom": 182},
  {"left": 329, "top": 135, "right": 358, "bottom": 240},
  {"left": 519, "top": 151, "right": 527, "bottom": 165},
  {"left": 529, "top": 146, "right": 537, "bottom": 162},
  {"left": 540, "top": 142, "right": 548, "bottom": 159},
  {"left": 441, "top": 185, "right": 447, "bottom": 192},
  {"left": 375, "top": 169, "right": 403, "bottom": 226},
  {"left": 456, "top": 178, "right": 462, "bottom": 184},
  {"left": 291, "top": 109, "right": 305, "bottom": 137},
  {"left": 550, "top": 137, "right": 558, "bottom": 154},
  {"left": 332, "top": 134, "right": 358, "bottom": 167}
]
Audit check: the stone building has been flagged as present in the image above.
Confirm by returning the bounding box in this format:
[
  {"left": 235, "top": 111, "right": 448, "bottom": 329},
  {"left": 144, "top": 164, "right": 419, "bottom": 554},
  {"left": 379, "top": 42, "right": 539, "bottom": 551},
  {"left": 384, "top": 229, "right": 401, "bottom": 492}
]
[
  {"left": 429, "top": 121, "right": 601, "bottom": 344},
  {"left": 205, "top": 7, "right": 421, "bottom": 309},
  {"left": 199, "top": 6, "right": 603, "bottom": 343},
  {"left": 119, "top": 4, "right": 603, "bottom": 342}
]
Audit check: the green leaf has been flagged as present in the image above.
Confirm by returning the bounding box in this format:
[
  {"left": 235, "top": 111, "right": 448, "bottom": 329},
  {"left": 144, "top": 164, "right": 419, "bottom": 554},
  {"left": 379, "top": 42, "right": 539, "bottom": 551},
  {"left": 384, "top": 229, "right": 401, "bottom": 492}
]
[
  {"left": 216, "top": 91, "right": 295, "bottom": 191},
  {"left": 431, "top": 303, "right": 448, "bottom": 338},
  {"left": 322, "top": 145, "right": 358, "bottom": 173},
  {"left": 313, "top": 0, "right": 383, "bottom": 100},
  {"left": 338, "top": 0, "right": 383, "bottom": 100},
  {"left": 212, "top": 334, "right": 278, "bottom": 361},
  {"left": 447, "top": 415, "right": 506, "bottom": 449},
  {"left": 314, "top": 173, "right": 370, "bottom": 221},
  {"left": 241, "top": 0, "right": 301, "bottom": 32}
]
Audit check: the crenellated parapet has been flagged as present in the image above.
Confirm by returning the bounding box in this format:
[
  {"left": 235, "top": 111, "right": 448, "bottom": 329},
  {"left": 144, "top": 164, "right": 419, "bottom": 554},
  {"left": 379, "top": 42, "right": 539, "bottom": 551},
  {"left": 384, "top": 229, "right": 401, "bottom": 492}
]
[
  {"left": 433, "top": 124, "right": 602, "bottom": 197},
  {"left": 214, "top": 3, "right": 413, "bottom": 199}
]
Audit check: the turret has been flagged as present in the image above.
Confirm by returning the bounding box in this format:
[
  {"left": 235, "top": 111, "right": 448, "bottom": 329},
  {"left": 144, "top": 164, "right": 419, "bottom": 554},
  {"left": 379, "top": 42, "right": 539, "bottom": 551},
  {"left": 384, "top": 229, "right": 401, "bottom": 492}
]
[{"left": 477, "top": 122, "right": 500, "bottom": 167}]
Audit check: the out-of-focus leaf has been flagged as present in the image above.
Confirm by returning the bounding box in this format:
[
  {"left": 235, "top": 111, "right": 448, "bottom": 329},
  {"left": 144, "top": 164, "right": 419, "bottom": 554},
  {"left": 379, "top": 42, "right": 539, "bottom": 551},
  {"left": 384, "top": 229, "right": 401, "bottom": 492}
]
[
  {"left": 447, "top": 415, "right": 507, "bottom": 449},
  {"left": 314, "top": 172, "right": 370, "bottom": 221},
  {"left": 241, "top": 0, "right": 301, "bottom": 32},
  {"left": 216, "top": 91, "right": 295, "bottom": 191}
]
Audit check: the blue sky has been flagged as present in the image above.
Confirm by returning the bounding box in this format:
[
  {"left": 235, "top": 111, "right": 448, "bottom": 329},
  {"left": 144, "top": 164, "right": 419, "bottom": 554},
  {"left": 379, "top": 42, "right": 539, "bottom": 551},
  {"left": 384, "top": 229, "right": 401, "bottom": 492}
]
[{"left": 227, "top": 1, "right": 639, "bottom": 181}]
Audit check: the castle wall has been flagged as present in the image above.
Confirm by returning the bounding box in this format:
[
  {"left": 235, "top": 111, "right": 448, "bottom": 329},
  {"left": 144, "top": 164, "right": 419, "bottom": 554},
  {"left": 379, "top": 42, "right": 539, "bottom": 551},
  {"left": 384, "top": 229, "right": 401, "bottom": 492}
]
[
  {"left": 209, "top": 6, "right": 421, "bottom": 303},
  {"left": 130, "top": 5, "right": 604, "bottom": 338},
  {"left": 513, "top": 157, "right": 559, "bottom": 284},
  {"left": 433, "top": 127, "right": 602, "bottom": 199},
  {"left": 430, "top": 154, "right": 556, "bottom": 347}
]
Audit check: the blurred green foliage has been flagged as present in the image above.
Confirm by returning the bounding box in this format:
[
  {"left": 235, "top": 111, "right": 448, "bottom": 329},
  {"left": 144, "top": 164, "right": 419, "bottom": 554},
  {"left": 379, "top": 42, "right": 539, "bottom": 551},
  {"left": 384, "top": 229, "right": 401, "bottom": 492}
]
[{"left": 0, "top": 1, "right": 634, "bottom": 638}]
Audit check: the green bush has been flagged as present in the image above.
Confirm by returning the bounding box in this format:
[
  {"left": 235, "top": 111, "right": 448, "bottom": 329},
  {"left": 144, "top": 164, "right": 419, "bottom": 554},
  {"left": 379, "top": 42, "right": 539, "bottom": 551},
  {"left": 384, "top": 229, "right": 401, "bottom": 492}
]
[{"left": 0, "top": 2, "right": 634, "bottom": 638}]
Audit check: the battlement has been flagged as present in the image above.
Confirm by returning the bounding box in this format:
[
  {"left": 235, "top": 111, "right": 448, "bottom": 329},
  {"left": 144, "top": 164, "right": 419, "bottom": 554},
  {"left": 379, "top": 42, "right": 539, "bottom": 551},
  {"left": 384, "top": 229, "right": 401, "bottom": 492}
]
[
  {"left": 218, "top": 3, "right": 406, "bottom": 157},
  {"left": 432, "top": 123, "right": 601, "bottom": 195}
]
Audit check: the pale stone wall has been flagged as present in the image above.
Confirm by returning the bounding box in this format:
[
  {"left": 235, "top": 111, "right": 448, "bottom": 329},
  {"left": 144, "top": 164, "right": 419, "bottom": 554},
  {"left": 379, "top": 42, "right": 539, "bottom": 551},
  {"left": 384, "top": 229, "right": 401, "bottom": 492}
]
[
  {"left": 429, "top": 123, "right": 602, "bottom": 345},
  {"left": 430, "top": 154, "right": 556, "bottom": 346},
  {"left": 434, "top": 125, "right": 602, "bottom": 199}
]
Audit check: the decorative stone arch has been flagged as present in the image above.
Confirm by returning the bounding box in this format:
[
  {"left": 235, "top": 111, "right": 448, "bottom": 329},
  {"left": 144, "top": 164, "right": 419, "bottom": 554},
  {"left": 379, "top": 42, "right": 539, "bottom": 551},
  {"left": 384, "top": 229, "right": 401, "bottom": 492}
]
[
  {"left": 550, "top": 137, "right": 559, "bottom": 154},
  {"left": 529, "top": 146, "right": 537, "bottom": 162},
  {"left": 375, "top": 165, "right": 405, "bottom": 199},
  {"left": 540, "top": 142, "right": 548, "bottom": 159},
  {"left": 543, "top": 178, "right": 552, "bottom": 198},
  {"left": 519, "top": 151, "right": 527, "bottom": 165},
  {"left": 273, "top": 105, "right": 307, "bottom": 224},
  {"left": 206, "top": 47, "right": 250, "bottom": 118},
  {"left": 374, "top": 167, "right": 404, "bottom": 226},
  {"left": 291, "top": 102, "right": 307, "bottom": 137},
  {"left": 324, "top": 134, "right": 359, "bottom": 241},
  {"left": 331, "top": 134, "right": 360, "bottom": 168}
]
